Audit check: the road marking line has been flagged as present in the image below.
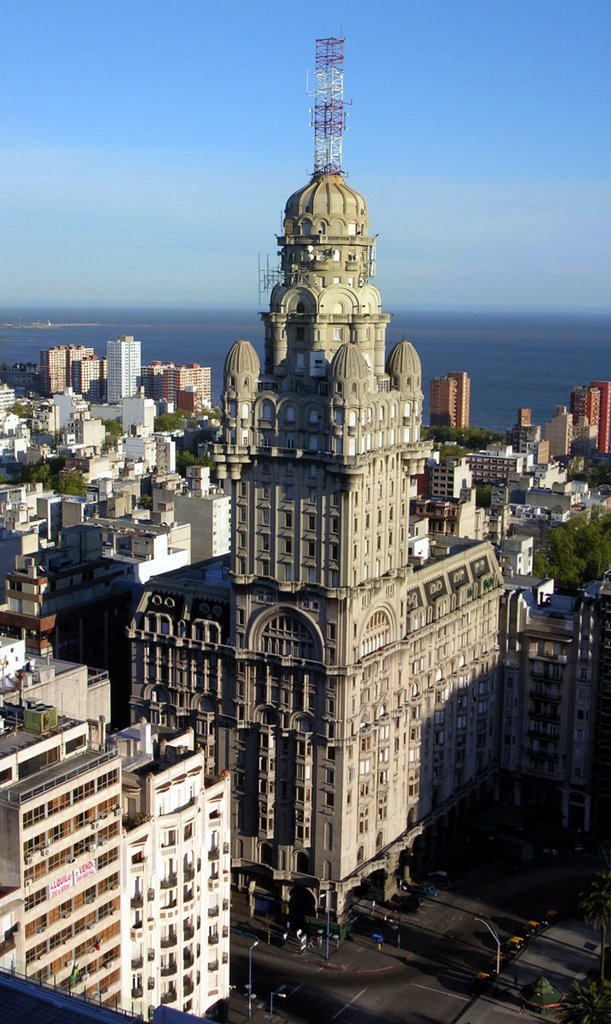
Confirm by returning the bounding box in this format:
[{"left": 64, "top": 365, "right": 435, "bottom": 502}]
[
  {"left": 411, "top": 983, "right": 469, "bottom": 1001},
  {"left": 288, "top": 983, "right": 303, "bottom": 996},
  {"left": 331, "top": 985, "right": 370, "bottom": 1020}
]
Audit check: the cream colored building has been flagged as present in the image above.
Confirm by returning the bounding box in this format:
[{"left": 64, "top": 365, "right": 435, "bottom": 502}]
[
  {"left": 0, "top": 703, "right": 123, "bottom": 1004},
  {"left": 131, "top": 158, "right": 504, "bottom": 921},
  {"left": 112, "top": 723, "right": 231, "bottom": 1019}
]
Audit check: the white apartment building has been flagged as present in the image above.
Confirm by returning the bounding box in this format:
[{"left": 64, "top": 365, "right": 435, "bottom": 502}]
[
  {"left": 107, "top": 337, "right": 141, "bottom": 405},
  {"left": 112, "top": 723, "right": 231, "bottom": 1019}
]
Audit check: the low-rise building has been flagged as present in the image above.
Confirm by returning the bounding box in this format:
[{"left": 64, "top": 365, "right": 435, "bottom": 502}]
[{"left": 466, "top": 444, "right": 532, "bottom": 485}]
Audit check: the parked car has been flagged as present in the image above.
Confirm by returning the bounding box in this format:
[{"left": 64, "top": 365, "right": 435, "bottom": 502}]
[
  {"left": 470, "top": 970, "right": 492, "bottom": 994},
  {"left": 411, "top": 884, "right": 440, "bottom": 897},
  {"left": 502, "top": 935, "right": 525, "bottom": 957},
  {"left": 399, "top": 894, "right": 423, "bottom": 912}
]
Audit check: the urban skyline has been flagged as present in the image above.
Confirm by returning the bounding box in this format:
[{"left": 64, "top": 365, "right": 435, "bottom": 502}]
[{"left": 2, "top": 1, "right": 610, "bottom": 310}]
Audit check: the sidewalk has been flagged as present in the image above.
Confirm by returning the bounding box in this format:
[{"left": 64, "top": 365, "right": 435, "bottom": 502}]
[{"left": 453, "top": 919, "right": 599, "bottom": 1023}]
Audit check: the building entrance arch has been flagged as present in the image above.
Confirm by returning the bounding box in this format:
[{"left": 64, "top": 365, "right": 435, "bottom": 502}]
[{"left": 288, "top": 886, "right": 316, "bottom": 928}]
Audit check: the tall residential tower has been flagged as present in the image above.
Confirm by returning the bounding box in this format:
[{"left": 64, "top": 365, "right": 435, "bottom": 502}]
[{"left": 106, "top": 335, "right": 141, "bottom": 404}]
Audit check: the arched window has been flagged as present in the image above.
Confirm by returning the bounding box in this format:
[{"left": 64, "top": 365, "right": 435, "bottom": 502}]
[
  {"left": 260, "top": 614, "right": 317, "bottom": 659},
  {"left": 260, "top": 843, "right": 273, "bottom": 867},
  {"left": 324, "top": 822, "right": 333, "bottom": 850},
  {"left": 357, "top": 846, "right": 365, "bottom": 864},
  {"left": 361, "top": 610, "right": 391, "bottom": 657},
  {"left": 295, "top": 851, "right": 309, "bottom": 873},
  {"left": 284, "top": 404, "right": 296, "bottom": 424}
]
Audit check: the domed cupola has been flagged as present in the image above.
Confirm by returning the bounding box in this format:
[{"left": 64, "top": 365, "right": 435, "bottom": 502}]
[
  {"left": 330, "top": 341, "right": 370, "bottom": 396},
  {"left": 224, "top": 339, "right": 260, "bottom": 395},
  {"left": 386, "top": 340, "right": 422, "bottom": 393},
  {"left": 283, "top": 174, "right": 369, "bottom": 239}
]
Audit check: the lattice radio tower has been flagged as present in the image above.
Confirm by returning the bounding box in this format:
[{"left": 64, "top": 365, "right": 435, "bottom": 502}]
[{"left": 312, "top": 37, "right": 348, "bottom": 176}]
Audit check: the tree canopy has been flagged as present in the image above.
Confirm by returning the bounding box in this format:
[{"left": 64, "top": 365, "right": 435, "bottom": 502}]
[
  {"left": 558, "top": 981, "right": 611, "bottom": 1024},
  {"left": 533, "top": 514, "right": 611, "bottom": 590},
  {"left": 422, "top": 425, "right": 505, "bottom": 451},
  {"left": 103, "top": 418, "right": 123, "bottom": 441},
  {"left": 154, "top": 411, "right": 187, "bottom": 432},
  {"left": 580, "top": 871, "right": 611, "bottom": 984}
]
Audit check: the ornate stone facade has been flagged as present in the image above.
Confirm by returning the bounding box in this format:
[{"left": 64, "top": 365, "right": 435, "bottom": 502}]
[{"left": 130, "top": 165, "right": 504, "bottom": 918}]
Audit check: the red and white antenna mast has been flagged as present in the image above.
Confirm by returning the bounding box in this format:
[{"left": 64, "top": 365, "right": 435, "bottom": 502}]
[{"left": 312, "top": 37, "right": 348, "bottom": 177}]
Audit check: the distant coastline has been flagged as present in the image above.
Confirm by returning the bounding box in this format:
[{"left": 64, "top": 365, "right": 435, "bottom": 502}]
[{"left": 0, "top": 322, "right": 100, "bottom": 330}]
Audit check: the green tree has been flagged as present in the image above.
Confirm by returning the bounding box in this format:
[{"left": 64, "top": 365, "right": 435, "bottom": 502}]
[
  {"left": 580, "top": 871, "right": 611, "bottom": 984},
  {"left": 154, "top": 411, "right": 186, "bottom": 432},
  {"left": 422, "top": 425, "right": 505, "bottom": 451},
  {"left": 558, "top": 981, "right": 611, "bottom": 1023},
  {"left": 535, "top": 515, "right": 611, "bottom": 590},
  {"left": 59, "top": 470, "right": 87, "bottom": 496},
  {"left": 176, "top": 449, "right": 198, "bottom": 476},
  {"left": 103, "top": 418, "right": 123, "bottom": 442},
  {"left": 475, "top": 485, "right": 492, "bottom": 509},
  {"left": 9, "top": 400, "right": 32, "bottom": 417}
]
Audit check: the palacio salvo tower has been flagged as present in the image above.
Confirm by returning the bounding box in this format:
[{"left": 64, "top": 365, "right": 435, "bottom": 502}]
[{"left": 132, "top": 38, "right": 503, "bottom": 922}]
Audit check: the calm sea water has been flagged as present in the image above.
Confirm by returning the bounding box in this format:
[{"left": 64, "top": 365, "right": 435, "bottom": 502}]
[{"left": 0, "top": 307, "right": 609, "bottom": 432}]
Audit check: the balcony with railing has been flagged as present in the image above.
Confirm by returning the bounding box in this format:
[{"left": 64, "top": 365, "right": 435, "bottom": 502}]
[{"left": 161, "top": 989, "right": 177, "bottom": 1005}]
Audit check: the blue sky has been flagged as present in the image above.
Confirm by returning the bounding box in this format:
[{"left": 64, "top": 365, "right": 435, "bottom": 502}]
[{"left": 1, "top": 0, "right": 610, "bottom": 309}]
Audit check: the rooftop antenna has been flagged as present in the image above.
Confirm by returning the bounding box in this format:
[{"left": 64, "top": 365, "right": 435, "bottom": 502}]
[{"left": 310, "top": 37, "right": 349, "bottom": 176}]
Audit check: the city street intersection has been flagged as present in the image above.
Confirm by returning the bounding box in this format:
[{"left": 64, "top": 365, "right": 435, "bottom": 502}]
[{"left": 228, "top": 853, "right": 602, "bottom": 1024}]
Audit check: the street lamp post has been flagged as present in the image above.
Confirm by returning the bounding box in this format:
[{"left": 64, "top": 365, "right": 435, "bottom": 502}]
[
  {"left": 475, "top": 916, "right": 501, "bottom": 975},
  {"left": 247, "top": 940, "right": 258, "bottom": 1019},
  {"left": 321, "top": 891, "right": 331, "bottom": 960},
  {"left": 269, "top": 987, "right": 286, "bottom": 1024}
]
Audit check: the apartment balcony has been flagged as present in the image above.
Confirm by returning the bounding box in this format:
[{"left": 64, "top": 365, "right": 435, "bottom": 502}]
[
  {"left": 209, "top": 933, "right": 219, "bottom": 946},
  {"left": 161, "top": 989, "right": 177, "bottom": 1005},
  {"left": 528, "top": 726, "right": 559, "bottom": 739},
  {"left": 131, "top": 986, "right": 143, "bottom": 999},
  {"left": 161, "top": 961, "right": 177, "bottom": 977},
  {"left": 183, "top": 925, "right": 195, "bottom": 941},
  {"left": 183, "top": 888, "right": 194, "bottom": 904},
  {"left": 209, "top": 906, "right": 219, "bottom": 918},
  {"left": 161, "top": 934, "right": 177, "bottom": 949},
  {"left": 183, "top": 951, "right": 194, "bottom": 969},
  {"left": 160, "top": 875, "right": 178, "bottom": 889},
  {"left": 131, "top": 956, "right": 143, "bottom": 970},
  {"left": 208, "top": 960, "right": 219, "bottom": 972},
  {"left": 184, "top": 866, "right": 195, "bottom": 882},
  {"left": 530, "top": 688, "right": 561, "bottom": 702},
  {"left": 208, "top": 847, "right": 220, "bottom": 861},
  {"left": 130, "top": 895, "right": 143, "bottom": 908},
  {"left": 184, "top": 976, "right": 194, "bottom": 996}
]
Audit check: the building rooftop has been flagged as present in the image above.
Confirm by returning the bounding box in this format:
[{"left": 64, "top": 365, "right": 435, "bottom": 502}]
[
  {"left": 0, "top": 968, "right": 139, "bottom": 1022},
  {"left": 0, "top": 744, "right": 116, "bottom": 805}
]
